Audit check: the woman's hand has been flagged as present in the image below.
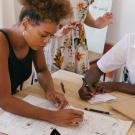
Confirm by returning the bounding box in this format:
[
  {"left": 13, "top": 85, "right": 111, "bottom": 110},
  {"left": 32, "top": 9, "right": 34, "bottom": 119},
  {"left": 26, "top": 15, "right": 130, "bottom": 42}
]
[
  {"left": 55, "top": 22, "right": 78, "bottom": 37},
  {"left": 78, "top": 86, "right": 95, "bottom": 101},
  {"left": 49, "top": 109, "right": 84, "bottom": 127},
  {"left": 95, "top": 12, "right": 113, "bottom": 28},
  {"left": 46, "top": 90, "right": 68, "bottom": 109}
]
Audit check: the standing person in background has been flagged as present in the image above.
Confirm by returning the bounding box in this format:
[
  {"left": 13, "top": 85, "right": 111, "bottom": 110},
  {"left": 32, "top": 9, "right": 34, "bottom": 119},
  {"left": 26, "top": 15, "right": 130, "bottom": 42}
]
[
  {"left": 0, "top": 0, "right": 84, "bottom": 127},
  {"left": 44, "top": 0, "right": 113, "bottom": 74}
]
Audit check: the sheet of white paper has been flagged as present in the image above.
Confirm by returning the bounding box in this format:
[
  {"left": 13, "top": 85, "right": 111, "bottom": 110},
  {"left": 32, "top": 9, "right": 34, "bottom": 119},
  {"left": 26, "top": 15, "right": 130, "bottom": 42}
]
[
  {"left": 0, "top": 95, "right": 132, "bottom": 135},
  {"left": 89, "top": 93, "right": 117, "bottom": 104}
]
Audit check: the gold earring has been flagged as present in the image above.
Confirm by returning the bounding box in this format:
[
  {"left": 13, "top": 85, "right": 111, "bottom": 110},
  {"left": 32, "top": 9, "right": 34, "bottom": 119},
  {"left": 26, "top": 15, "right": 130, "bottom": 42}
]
[
  {"left": 23, "top": 30, "right": 27, "bottom": 37},
  {"left": 22, "top": 31, "right": 25, "bottom": 37}
]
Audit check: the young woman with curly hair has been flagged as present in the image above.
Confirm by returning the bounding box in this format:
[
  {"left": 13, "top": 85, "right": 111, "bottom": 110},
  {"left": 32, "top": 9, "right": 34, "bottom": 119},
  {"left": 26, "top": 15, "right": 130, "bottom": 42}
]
[{"left": 0, "top": 0, "right": 83, "bottom": 127}]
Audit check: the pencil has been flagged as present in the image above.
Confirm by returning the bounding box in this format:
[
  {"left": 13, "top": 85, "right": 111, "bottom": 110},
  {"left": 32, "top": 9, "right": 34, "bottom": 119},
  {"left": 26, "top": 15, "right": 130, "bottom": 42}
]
[
  {"left": 60, "top": 82, "right": 66, "bottom": 93},
  {"left": 84, "top": 108, "right": 112, "bottom": 115}
]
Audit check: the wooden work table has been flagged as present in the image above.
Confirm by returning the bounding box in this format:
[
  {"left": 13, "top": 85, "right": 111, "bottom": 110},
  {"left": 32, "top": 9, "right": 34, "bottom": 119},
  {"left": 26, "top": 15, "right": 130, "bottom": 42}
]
[{"left": 0, "top": 70, "right": 135, "bottom": 135}]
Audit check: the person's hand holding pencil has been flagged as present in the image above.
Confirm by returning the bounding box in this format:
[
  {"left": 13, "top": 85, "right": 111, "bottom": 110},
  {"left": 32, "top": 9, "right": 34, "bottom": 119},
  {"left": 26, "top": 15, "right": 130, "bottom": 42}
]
[{"left": 78, "top": 78, "right": 96, "bottom": 101}]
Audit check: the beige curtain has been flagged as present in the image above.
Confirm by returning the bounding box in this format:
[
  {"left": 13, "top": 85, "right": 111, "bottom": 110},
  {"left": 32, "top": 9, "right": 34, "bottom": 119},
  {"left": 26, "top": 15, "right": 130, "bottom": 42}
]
[
  {"left": 0, "top": 0, "right": 22, "bottom": 27},
  {"left": 0, "top": 0, "right": 4, "bottom": 27}
]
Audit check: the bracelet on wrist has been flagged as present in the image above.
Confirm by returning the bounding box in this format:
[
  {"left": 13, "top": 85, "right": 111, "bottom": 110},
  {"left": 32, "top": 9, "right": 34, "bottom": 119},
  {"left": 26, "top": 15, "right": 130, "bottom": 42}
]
[{"left": 82, "top": 78, "right": 89, "bottom": 87}]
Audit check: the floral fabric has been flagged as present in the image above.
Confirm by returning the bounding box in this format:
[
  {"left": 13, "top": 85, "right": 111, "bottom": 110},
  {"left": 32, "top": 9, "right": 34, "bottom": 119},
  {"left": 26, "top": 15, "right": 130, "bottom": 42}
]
[{"left": 44, "top": 0, "right": 91, "bottom": 74}]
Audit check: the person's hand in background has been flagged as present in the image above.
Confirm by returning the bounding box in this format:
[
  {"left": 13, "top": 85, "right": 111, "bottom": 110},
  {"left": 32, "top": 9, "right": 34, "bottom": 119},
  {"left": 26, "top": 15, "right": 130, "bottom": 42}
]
[
  {"left": 94, "top": 12, "right": 113, "bottom": 28},
  {"left": 55, "top": 22, "right": 78, "bottom": 37}
]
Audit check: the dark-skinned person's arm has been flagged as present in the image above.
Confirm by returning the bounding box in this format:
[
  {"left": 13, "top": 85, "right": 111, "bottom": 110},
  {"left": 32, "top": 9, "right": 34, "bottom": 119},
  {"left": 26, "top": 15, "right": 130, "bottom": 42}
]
[
  {"left": 79, "top": 33, "right": 135, "bottom": 100},
  {"left": 79, "top": 64, "right": 135, "bottom": 100},
  {"left": 95, "top": 82, "right": 135, "bottom": 95},
  {"left": 86, "top": 34, "right": 135, "bottom": 95},
  {"left": 78, "top": 64, "right": 103, "bottom": 100}
]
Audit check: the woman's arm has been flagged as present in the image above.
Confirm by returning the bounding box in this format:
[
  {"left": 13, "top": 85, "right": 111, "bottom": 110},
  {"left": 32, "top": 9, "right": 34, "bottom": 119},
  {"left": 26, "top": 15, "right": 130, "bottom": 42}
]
[
  {"left": 95, "top": 82, "right": 135, "bottom": 95},
  {"left": 33, "top": 49, "right": 68, "bottom": 109},
  {"left": 0, "top": 33, "right": 83, "bottom": 127},
  {"left": 84, "top": 12, "right": 113, "bottom": 29},
  {"left": 0, "top": 33, "right": 52, "bottom": 122},
  {"left": 33, "top": 48, "right": 56, "bottom": 94}
]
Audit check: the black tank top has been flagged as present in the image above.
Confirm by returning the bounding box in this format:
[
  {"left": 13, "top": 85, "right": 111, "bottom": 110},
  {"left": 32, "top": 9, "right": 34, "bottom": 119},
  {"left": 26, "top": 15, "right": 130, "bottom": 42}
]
[{"left": 0, "top": 30, "right": 34, "bottom": 94}]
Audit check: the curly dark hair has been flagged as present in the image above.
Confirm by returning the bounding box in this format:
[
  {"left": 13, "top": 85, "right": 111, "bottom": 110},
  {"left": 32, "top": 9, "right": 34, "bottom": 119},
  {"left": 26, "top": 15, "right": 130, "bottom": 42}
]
[
  {"left": 90, "top": 0, "right": 95, "bottom": 4},
  {"left": 19, "top": 0, "right": 72, "bottom": 24}
]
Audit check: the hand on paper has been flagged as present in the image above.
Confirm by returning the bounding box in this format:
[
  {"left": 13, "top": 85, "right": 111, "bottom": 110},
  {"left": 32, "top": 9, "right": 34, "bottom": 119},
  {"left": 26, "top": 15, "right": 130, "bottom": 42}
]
[
  {"left": 78, "top": 82, "right": 116, "bottom": 101},
  {"left": 50, "top": 109, "right": 84, "bottom": 127},
  {"left": 46, "top": 90, "right": 68, "bottom": 109},
  {"left": 78, "top": 85, "right": 96, "bottom": 101}
]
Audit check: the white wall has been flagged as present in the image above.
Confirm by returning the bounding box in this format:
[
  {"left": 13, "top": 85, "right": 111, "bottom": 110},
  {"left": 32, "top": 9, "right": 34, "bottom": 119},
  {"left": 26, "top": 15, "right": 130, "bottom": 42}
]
[
  {"left": 14, "top": 0, "right": 23, "bottom": 22},
  {"left": 2, "top": 0, "right": 16, "bottom": 27},
  {"left": 0, "top": 0, "right": 22, "bottom": 27},
  {"left": 0, "top": 0, "right": 4, "bottom": 27},
  {"left": 106, "top": 0, "right": 135, "bottom": 44}
]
